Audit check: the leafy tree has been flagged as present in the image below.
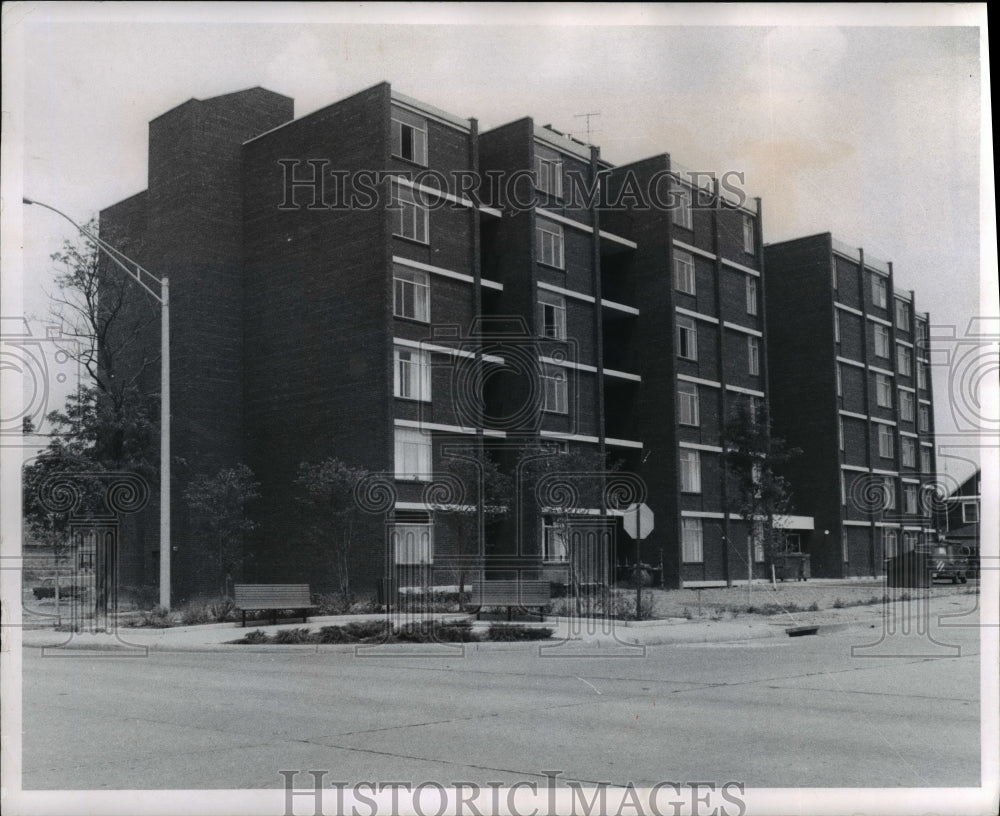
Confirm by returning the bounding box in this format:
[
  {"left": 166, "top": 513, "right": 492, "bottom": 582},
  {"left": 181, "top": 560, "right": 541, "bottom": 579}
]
[
  {"left": 293, "top": 458, "right": 372, "bottom": 604},
  {"left": 722, "top": 404, "right": 800, "bottom": 581},
  {"left": 438, "top": 449, "right": 513, "bottom": 607},
  {"left": 22, "top": 225, "right": 160, "bottom": 608},
  {"left": 518, "top": 443, "right": 624, "bottom": 610},
  {"left": 183, "top": 465, "right": 261, "bottom": 597}
]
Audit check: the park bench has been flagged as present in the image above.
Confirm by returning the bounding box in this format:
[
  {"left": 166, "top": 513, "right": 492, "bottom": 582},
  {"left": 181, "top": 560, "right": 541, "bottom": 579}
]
[
  {"left": 233, "top": 584, "right": 313, "bottom": 627},
  {"left": 470, "top": 580, "right": 551, "bottom": 621}
]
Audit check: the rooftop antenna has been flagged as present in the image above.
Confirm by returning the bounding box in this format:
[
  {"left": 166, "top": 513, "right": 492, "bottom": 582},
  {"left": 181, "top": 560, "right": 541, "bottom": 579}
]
[{"left": 573, "top": 112, "right": 601, "bottom": 145}]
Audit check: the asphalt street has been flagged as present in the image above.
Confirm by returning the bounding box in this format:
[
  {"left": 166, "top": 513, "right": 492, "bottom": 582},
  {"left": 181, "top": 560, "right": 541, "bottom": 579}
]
[{"left": 20, "top": 614, "right": 981, "bottom": 791}]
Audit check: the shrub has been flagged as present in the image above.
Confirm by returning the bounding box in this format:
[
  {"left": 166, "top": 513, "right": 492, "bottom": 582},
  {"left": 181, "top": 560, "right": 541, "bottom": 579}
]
[
  {"left": 486, "top": 623, "right": 554, "bottom": 641},
  {"left": 343, "top": 619, "right": 391, "bottom": 641},
  {"left": 273, "top": 627, "right": 313, "bottom": 644},
  {"left": 139, "top": 605, "right": 171, "bottom": 627},
  {"left": 312, "top": 593, "right": 353, "bottom": 616},
  {"left": 231, "top": 629, "right": 269, "bottom": 644},
  {"left": 118, "top": 585, "right": 159, "bottom": 610},
  {"left": 180, "top": 603, "right": 212, "bottom": 625},
  {"left": 209, "top": 598, "right": 238, "bottom": 622},
  {"left": 349, "top": 596, "right": 381, "bottom": 615},
  {"left": 833, "top": 597, "right": 845, "bottom": 609},
  {"left": 807, "top": 601, "right": 820, "bottom": 612},
  {"left": 437, "top": 621, "right": 478, "bottom": 642},
  {"left": 316, "top": 626, "right": 352, "bottom": 643}
]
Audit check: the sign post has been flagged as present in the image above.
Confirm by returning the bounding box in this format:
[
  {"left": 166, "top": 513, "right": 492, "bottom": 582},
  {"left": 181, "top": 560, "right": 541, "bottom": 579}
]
[{"left": 623, "top": 502, "right": 654, "bottom": 620}]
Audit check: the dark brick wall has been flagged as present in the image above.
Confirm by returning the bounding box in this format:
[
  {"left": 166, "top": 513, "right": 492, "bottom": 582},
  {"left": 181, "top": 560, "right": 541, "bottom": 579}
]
[
  {"left": 833, "top": 256, "right": 860, "bottom": 310},
  {"left": 241, "top": 84, "right": 391, "bottom": 590},
  {"left": 764, "top": 234, "right": 844, "bottom": 576},
  {"left": 98, "top": 191, "right": 158, "bottom": 590},
  {"left": 104, "top": 87, "right": 294, "bottom": 601}
]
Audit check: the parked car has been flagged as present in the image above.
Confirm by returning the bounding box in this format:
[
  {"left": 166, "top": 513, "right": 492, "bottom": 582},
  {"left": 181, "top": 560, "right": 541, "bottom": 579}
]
[{"left": 920, "top": 543, "right": 969, "bottom": 584}]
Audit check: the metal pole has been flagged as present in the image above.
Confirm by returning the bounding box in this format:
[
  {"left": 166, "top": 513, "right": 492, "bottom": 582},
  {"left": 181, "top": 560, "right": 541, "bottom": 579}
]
[
  {"left": 635, "top": 513, "right": 642, "bottom": 620},
  {"left": 159, "top": 278, "right": 171, "bottom": 610}
]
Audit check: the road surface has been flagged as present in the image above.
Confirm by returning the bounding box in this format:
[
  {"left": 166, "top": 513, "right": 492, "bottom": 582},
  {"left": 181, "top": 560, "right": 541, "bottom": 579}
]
[{"left": 20, "top": 614, "right": 981, "bottom": 790}]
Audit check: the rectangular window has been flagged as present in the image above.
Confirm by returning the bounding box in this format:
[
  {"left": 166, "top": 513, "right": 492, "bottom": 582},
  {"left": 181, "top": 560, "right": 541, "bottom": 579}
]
[
  {"left": 876, "top": 374, "right": 892, "bottom": 408},
  {"left": 678, "top": 381, "right": 700, "bottom": 427},
  {"left": 682, "top": 518, "right": 703, "bottom": 563},
  {"left": 899, "top": 390, "right": 914, "bottom": 421},
  {"left": 872, "top": 274, "right": 887, "bottom": 308},
  {"left": 834, "top": 310, "right": 840, "bottom": 343},
  {"left": 897, "top": 346, "right": 912, "bottom": 377},
  {"left": 673, "top": 250, "right": 696, "bottom": 295},
  {"left": 672, "top": 182, "right": 693, "bottom": 230},
  {"left": 917, "top": 362, "right": 928, "bottom": 390},
  {"left": 920, "top": 447, "right": 931, "bottom": 473},
  {"left": 878, "top": 424, "right": 894, "bottom": 459},
  {"left": 836, "top": 364, "right": 842, "bottom": 397},
  {"left": 536, "top": 219, "right": 564, "bottom": 269},
  {"left": 746, "top": 276, "right": 758, "bottom": 315},
  {"left": 676, "top": 316, "right": 698, "bottom": 361},
  {"left": 391, "top": 183, "right": 429, "bottom": 243},
  {"left": 904, "top": 484, "right": 918, "bottom": 515},
  {"left": 832, "top": 265, "right": 838, "bottom": 291},
  {"left": 839, "top": 418, "right": 845, "bottom": 451},
  {"left": 535, "top": 155, "right": 563, "bottom": 198},
  {"left": 841, "top": 471, "right": 847, "bottom": 505},
  {"left": 874, "top": 325, "right": 890, "bottom": 358},
  {"left": 393, "top": 511, "right": 433, "bottom": 564},
  {"left": 393, "top": 267, "right": 430, "bottom": 322},
  {"left": 747, "top": 336, "right": 760, "bottom": 376},
  {"left": 542, "top": 365, "right": 568, "bottom": 414},
  {"left": 895, "top": 300, "right": 910, "bottom": 331},
  {"left": 680, "top": 449, "right": 701, "bottom": 493},
  {"left": 918, "top": 404, "right": 930, "bottom": 432},
  {"left": 883, "top": 529, "right": 898, "bottom": 559},
  {"left": 394, "top": 428, "right": 432, "bottom": 481},
  {"left": 752, "top": 535, "right": 765, "bottom": 564},
  {"left": 538, "top": 291, "right": 567, "bottom": 340},
  {"left": 902, "top": 437, "right": 916, "bottom": 467},
  {"left": 542, "top": 516, "right": 569, "bottom": 562},
  {"left": 883, "top": 478, "right": 896, "bottom": 510},
  {"left": 742, "top": 214, "right": 755, "bottom": 254},
  {"left": 962, "top": 502, "right": 979, "bottom": 524},
  {"left": 394, "top": 346, "right": 431, "bottom": 401},
  {"left": 391, "top": 117, "right": 428, "bottom": 165}
]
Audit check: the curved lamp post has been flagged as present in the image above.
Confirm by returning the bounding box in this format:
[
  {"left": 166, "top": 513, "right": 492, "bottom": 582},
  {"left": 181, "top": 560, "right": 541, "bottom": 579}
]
[{"left": 23, "top": 197, "right": 171, "bottom": 610}]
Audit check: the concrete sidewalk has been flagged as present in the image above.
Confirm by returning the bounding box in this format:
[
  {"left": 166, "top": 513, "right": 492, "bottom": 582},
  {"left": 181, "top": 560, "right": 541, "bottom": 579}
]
[{"left": 18, "top": 590, "right": 978, "bottom": 653}]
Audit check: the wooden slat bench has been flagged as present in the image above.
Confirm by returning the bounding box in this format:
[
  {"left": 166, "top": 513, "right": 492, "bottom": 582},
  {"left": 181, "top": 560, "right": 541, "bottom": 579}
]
[
  {"left": 233, "top": 584, "right": 313, "bottom": 627},
  {"left": 470, "top": 580, "right": 551, "bottom": 621}
]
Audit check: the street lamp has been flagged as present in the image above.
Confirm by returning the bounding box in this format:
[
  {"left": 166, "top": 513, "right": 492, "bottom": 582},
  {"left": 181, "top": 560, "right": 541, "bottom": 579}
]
[{"left": 23, "top": 197, "right": 172, "bottom": 610}]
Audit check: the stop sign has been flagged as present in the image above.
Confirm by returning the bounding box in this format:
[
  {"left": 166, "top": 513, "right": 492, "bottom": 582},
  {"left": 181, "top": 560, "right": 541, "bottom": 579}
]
[{"left": 622, "top": 502, "right": 654, "bottom": 539}]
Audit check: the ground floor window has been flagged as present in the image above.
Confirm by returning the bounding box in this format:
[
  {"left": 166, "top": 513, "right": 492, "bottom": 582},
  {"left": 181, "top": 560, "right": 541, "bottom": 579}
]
[
  {"left": 542, "top": 516, "right": 569, "bottom": 562},
  {"left": 682, "top": 518, "right": 704, "bottom": 563},
  {"left": 393, "top": 510, "right": 434, "bottom": 564}
]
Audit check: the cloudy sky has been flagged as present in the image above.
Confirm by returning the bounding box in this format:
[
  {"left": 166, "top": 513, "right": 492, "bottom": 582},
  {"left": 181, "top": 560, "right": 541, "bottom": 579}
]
[{"left": 3, "top": 3, "right": 993, "bottom": 482}]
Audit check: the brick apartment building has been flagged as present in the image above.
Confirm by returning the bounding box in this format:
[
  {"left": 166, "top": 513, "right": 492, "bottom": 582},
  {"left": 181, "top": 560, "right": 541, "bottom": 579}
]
[
  {"left": 96, "top": 84, "right": 937, "bottom": 601},
  {"left": 764, "top": 234, "right": 939, "bottom": 578}
]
